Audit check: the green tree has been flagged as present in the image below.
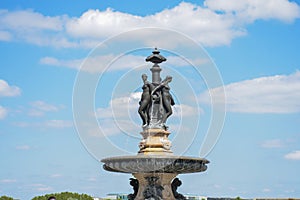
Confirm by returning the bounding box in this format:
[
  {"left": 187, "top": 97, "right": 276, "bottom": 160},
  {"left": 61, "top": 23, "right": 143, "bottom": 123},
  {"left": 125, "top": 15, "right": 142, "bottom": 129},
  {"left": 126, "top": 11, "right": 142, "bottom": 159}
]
[
  {"left": 0, "top": 196, "right": 14, "bottom": 200},
  {"left": 32, "top": 191, "right": 94, "bottom": 200}
]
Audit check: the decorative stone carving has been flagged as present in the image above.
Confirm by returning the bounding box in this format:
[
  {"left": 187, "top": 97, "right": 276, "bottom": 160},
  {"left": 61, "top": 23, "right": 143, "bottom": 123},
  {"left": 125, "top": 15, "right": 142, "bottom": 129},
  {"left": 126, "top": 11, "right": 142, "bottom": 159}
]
[
  {"left": 102, "top": 155, "right": 209, "bottom": 174},
  {"left": 143, "top": 176, "right": 164, "bottom": 200},
  {"left": 128, "top": 178, "right": 139, "bottom": 200},
  {"left": 171, "top": 178, "right": 186, "bottom": 200},
  {"left": 138, "top": 129, "right": 172, "bottom": 155}
]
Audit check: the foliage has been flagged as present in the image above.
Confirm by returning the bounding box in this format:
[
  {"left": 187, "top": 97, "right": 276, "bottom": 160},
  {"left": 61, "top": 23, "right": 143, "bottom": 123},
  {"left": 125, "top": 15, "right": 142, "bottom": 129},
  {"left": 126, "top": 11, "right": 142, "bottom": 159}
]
[
  {"left": 0, "top": 196, "right": 14, "bottom": 200},
  {"left": 32, "top": 191, "right": 94, "bottom": 200}
]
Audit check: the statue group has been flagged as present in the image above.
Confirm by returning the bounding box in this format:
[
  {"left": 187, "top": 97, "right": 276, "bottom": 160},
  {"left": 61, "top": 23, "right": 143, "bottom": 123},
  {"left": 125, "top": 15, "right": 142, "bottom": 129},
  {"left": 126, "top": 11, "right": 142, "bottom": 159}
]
[{"left": 138, "top": 73, "right": 175, "bottom": 130}]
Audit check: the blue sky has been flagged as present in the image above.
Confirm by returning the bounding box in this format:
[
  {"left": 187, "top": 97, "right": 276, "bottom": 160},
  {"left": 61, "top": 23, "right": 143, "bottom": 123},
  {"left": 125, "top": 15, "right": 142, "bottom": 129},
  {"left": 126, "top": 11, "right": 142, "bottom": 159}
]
[{"left": 1, "top": 0, "right": 300, "bottom": 199}]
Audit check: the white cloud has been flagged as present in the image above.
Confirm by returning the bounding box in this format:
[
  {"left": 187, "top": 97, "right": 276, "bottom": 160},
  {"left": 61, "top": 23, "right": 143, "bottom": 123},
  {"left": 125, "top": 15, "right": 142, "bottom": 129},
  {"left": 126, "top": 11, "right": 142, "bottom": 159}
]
[
  {"left": 284, "top": 150, "right": 300, "bottom": 160},
  {"left": 0, "top": 30, "right": 12, "bottom": 41},
  {"left": 16, "top": 145, "right": 31, "bottom": 150},
  {"left": 0, "top": 80, "right": 20, "bottom": 121},
  {"left": 40, "top": 54, "right": 145, "bottom": 73},
  {"left": 44, "top": 120, "right": 73, "bottom": 128},
  {"left": 0, "top": 106, "right": 8, "bottom": 119},
  {"left": 37, "top": 186, "right": 53, "bottom": 192},
  {"left": 95, "top": 93, "right": 141, "bottom": 136},
  {"left": 0, "top": 9, "right": 63, "bottom": 31},
  {"left": 40, "top": 56, "right": 82, "bottom": 70},
  {"left": 40, "top": 54, "right": 209, "bottom": 73},
  {"left": 96, "top": 93, "right": 140, "bottom": 119},
  {"left": 30, "top": 100, "right": 59, "bottom": 112},
  {"left": 65, "top": 2, "right": 244, "bottom": 47},
  {"left": 0, "top": 9, "right": 74, "bottom": 48},
  {"left": 28, "top": 101, "right": 62, "bottom": 116},
  {"left": 0, "top": 79, "right": 21, "bottom": 97},
  {"left": 262, "top": 188, "right": 271, "bottom": 192},
  {"left": 205, "top": 0, "right": 300, "bottom": 23},
  {"left": 50, "top": 174, "right": 63, "bottom": 178},
  {"left": 0, "top": 179, "right": 17, "bottom": 183},
  {"left": 1, "top": 1, "right": 299, "bottom": 48},
  {"left": 173, "top": 104, "right": 202, "bottom": 117},
  {"left": 87, "top": 177, "right": 97, "bottom": 182},
  {"left": 199, "top": 71, "right": 300, "bottom": 113},
  {"left": 13, "top": 120, "right": 73, "bottom": 129},
  {"left": 261, "top": 139, "right": 285, "bottom": 148}
]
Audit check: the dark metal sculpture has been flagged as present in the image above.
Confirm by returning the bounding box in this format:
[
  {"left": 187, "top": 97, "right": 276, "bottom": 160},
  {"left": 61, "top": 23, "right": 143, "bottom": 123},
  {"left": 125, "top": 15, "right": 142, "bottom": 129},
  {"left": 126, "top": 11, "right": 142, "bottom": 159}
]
[
  {"left": 138, "top": 74, "right": 154, "bottom": 126},
  {"left": 128, "top": 178, "right": 139, "bottom": 200},
  {"left": 143, "top": 176, "right": 164, "bottom": 200},
  {"left": 171, "top": 178, "right": 186, "bottom": 200},
  {"left": 138, "top": 48, "right": 175, "bottom": 130}
]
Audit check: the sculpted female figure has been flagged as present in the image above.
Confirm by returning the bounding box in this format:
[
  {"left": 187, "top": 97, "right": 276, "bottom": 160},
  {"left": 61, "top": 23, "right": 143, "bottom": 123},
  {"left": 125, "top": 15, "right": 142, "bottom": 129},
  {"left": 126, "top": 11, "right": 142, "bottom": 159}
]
[
  {"left": 151, "top": 76, "right": 175, "bottom": 126},
  {"left": 138, "top": 74, "right": 153, "bottom": 126}
]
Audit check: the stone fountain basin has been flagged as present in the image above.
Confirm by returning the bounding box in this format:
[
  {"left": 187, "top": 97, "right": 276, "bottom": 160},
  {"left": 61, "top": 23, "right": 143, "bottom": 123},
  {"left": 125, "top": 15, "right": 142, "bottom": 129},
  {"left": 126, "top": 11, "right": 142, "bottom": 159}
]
[{"left": 101, "top": 155, "right": 209, "bottom": 174}]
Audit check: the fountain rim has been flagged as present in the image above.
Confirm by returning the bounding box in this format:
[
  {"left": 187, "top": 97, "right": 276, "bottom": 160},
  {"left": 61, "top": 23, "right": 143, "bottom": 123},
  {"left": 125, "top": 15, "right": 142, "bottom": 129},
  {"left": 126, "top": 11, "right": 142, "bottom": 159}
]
[
  {"left": 101, "top": 154, "right": 209, "bottom": 163},
  {"left": 101, "top": 154, "right": 209, "bottom": 174}
]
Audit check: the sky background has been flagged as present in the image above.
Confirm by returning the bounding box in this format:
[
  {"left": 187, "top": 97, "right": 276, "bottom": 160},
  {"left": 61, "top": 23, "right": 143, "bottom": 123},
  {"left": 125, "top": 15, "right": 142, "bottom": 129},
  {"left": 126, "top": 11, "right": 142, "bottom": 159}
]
[{"left": 1, "top": 0, "right": 300, "bottom": 199}]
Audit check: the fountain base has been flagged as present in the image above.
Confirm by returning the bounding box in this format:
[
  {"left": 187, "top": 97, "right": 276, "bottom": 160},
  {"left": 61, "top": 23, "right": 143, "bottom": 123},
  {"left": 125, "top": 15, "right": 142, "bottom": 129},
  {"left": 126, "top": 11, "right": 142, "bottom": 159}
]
[
  {"left": 102, "top": 127, "right": 209, "bottom": 200},
  {"left": 102, "top": 155, "right": 209, "bottom": 200}
]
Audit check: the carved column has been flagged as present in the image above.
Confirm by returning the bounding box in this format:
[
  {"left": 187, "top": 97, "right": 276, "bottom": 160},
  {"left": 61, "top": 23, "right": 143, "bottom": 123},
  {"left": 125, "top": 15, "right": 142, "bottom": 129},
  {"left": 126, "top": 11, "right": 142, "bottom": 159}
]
[{"left": 132, "top": 173, "right": 177, "bottom": 200}]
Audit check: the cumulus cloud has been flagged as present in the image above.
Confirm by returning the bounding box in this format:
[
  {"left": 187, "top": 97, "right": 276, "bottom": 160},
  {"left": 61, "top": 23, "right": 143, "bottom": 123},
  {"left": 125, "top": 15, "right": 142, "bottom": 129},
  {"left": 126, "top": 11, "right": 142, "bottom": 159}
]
[
  {"left": 40, "top": 54, "right": 145, "bottom": 73},
  {"left": 204, "top": 0, "right": 300, "bottom": 23},
  {"left": 1, "top": 1, "right": 299, "bottom": 48},
  {"left": 14, "top": 120, "right": 73, "bottom": 129},
  {"left": 0, "top": 79, "right": 21, "bottom": 97},
  {"left": 45, "top": 120, "right": 73, "bottom": 128},
  {"left": 30, "top": 101, "right": 59, "bottom": 112},
  {"left": 65, "top": 3, "right": 244, "bottom": 47},
  {"left": 0, "top": 179, "right": 17, "bottom": 183},
  {"left": 261, "top": 139, "right": 285, "bottom": 148},
  {"left": 50, "top": 174, "right": 63, "bottom": 178},
  {"left": 0, "top": 9, "right": 63, "bottom": 31},
  {"left": 16, "top": 145, "right": 31, "bottom": 150},
  {"left": 0, "top": 30, "right": 12, "bottom": 41},
  {"left": 173, "top": 104, "right": 201, "bottom": 117},
  {"left": 0, "top": 80, "right": 20, "bottom": 120},
  {"left": 0, "top": 9, "right": 75, "bottom": 48},
  {"left": 40, "top": 54, "right": 208, "bottom": 73},
  {"left": 284, "top": 150, "right": 300, "bottom": 160},
  {"left": 0, "top": 106, "right": 8, "bottom": 119},
  {"left": 199, "top": 71, "right": 300, "bottom": 113},
  {"left": 262, "top": 188, "right": 271, "bottom": 193},
  {"left": 33, "top": 184, "right": 53, "bottom": 192},
  {"left": 27, "top": 100, "right": 62, "bottom": 117},
  {"left": 96, "top": 92, "right": 140, "bottom": 119}
]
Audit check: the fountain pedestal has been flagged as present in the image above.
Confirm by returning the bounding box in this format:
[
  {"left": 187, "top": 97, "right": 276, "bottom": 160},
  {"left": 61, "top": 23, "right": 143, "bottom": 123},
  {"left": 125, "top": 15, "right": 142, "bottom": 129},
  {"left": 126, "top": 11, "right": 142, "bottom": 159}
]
[
  {"left": 139, "top": 129, "right": 172, "bottom": 155},
  {"left": 133, "top": 173, "right": 177, "bottom": 200}
]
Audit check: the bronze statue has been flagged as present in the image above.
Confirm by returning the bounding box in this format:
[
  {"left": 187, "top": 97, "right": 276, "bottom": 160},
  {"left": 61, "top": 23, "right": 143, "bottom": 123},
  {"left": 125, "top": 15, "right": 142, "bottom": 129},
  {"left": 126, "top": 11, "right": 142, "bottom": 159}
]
[
  {"left": 138, "top": 49, "right": 174, "bottom": 130},
  {"left": 138, "top": 74, "right": 154, "bottom": 127},
  {"left": 151, "top": 76, "right": 175, "bottom": 126}
]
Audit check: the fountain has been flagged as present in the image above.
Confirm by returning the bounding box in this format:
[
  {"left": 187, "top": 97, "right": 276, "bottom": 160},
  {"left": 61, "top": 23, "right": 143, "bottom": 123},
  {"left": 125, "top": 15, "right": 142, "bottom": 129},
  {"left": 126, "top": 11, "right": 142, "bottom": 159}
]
[{"left": 101, "top": 48, "right": 209, "bottom": 200}]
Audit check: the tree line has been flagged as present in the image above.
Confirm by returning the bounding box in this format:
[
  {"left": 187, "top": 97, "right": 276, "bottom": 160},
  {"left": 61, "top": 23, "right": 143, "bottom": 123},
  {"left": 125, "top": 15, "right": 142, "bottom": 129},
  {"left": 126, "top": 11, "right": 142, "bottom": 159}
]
[{"left": 1, "top": 192, "right": 94, "bottom": 200}]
